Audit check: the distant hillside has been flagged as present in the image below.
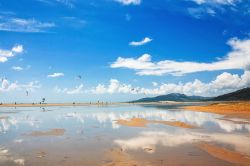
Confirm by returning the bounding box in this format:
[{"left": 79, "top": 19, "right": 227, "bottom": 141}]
[
  {"left": 131, "top": 93, "right": 210, "bottom": 103},
  {"left": 213, "top": 87, "right": 250, "bottom": 101}
]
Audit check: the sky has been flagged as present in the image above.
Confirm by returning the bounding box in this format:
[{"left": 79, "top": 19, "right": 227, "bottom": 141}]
[{"left": 0, "top": 0, "right": 250, "bottom": 103}]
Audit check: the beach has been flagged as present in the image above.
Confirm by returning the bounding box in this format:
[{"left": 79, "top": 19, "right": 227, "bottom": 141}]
[
  {"left": 184, "top": 101, "right": 250, "bottom": 117},
  {"left": 0, "top": 102, "right": 250, "bottom": 166}
]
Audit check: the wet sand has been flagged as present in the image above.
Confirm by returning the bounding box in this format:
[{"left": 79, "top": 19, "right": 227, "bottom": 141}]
[
  {"left": 28, "top": 129, "right": 65, "bottom": 137},
  {"left": 36, "top": 151, "right": 47, "bottom": 158},
  {"left": 0, "top": 116, "right": 8, "bottom": 119},
  {"left": 103, "top": 148, "right": 140, "bottom": 166},
  {"left": 116, "top": 118, "right": 197, "bottom": 128},
  {"left": 198, "top": 142, "right": 250, "bottom": 166},
  {"left": 1, "top": 103, "right": 250, "bottom": 166},
  {"left": 184, "top": 101, "right": 250, "bottom": 116}
]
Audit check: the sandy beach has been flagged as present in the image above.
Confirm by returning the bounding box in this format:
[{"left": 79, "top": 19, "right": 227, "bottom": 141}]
[
  {"left": 184, "top": 101, "right": 250, "bottom": 116},
  {"left": 1, "top": 103, "right": 250, "bottom": 166}
]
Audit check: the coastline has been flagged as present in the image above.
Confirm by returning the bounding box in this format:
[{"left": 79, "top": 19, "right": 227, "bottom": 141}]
[
  {"left": 0, "top": 102, "right": 122, "bottom": 107},
  {"left": 1, "top": 101, "right": 250, "bottom": 117},
  {"left": 0, "top": 101, "right": 207, "bottom": 107}
]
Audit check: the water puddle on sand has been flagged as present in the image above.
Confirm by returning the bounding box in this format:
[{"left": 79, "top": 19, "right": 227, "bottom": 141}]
[
  {"left": 27, "top": 129, "right": 65, "bottom": 137},
  {"left": 0, "top": 104, "right": 250, "bottom": 166}
]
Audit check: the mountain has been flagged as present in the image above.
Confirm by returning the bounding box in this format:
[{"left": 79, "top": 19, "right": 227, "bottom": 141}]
[
  {"left": 131, "top": 93, "right": 210, "bottom": 103},
  {"left": 213, "top": 87, "right": 250, "bottom": 101},
  {"left": 131, "top": 87, "right": 250, "bottom": 103}
]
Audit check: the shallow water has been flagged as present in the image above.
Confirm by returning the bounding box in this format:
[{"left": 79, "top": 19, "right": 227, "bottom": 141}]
[{"left": 0, "top": 104, "right": 250, "bottom": 166}]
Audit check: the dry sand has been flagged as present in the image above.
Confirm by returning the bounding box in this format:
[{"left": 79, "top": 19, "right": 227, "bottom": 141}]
[
  {"left": 184, "top": 102, "right": 250, "bottom": 116},
  {"left": 116, "top": 118, "right": 197, "bottom": 129},
  {"left": 28, "top": 129, "right": 65, "bottom": 137},
  {"left": 198, "top": 142, "right": 250, "bottom": 166}
]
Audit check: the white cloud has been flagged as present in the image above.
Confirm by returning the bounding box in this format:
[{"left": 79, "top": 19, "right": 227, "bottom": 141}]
[
  {"left": 91, "top": 71, "right": 250, "bottom": 96},
  {"left": 191, "top": 0, "right": 238, "bottom": 5},
  {"left": 0, "top": 44, "right": 23, "bottom": 63},
  {"left": 111, "top": 38, "right": 250, "bottom": 76},
  {"left": 12, "top": 45, "right": 24, "bottom": 53},
  {"left": 47, "top": 73, "right": 64, "bottom": 78},
  {"left": 188, "top": 0, "right": 242, "bottom": 17},
  {"left": 114, "top": 0, "right": 142, "bottom": 5},
  {"left": 0, "top": 17, "right": 55, "bottom": 33},
  {"left": 152, "top": 82, "right": 158, "bottom": 87},
  {"left": 11, "top": 66, "right": 23, "bottom": 71},
  {"left": 0, "top": 79, "right": 40, "bottom": 92},
  {"left": 188, "top": 7, "right": 216, "bottom": 18},
  {"left": 129, "top": 37, "right": 152, "bottom": 46},
  {"left": 54, "top": 84, "right": 84, "bottom": 95},
  {"left": 37, "top": 0, "right": 75, "bottom": 8},
  {"left": 55, "top": 0, "right": 74, "bottom": 8},
  {"left": 67, "top": 84, "right": 84, "bottom": 94},
  {"left": 92, "top": 79, "right": 138, "bottom": 94}
]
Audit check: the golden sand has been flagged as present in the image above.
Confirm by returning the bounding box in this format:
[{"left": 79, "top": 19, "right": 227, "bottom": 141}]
[
  {"left": 116, "top": 118, "right": 147, "bottom": 127},
  {"left": 184, "top": 102, "right": 250, "bottom": 116},
  {"left": 116, "top": 118, "right": 197, "bottom": 129},
  {"left": 28, "top": 129, "right": 65, "bottom": 136},
  {"left": 198, "top": 142, "right": 250, "bottom": 166}
]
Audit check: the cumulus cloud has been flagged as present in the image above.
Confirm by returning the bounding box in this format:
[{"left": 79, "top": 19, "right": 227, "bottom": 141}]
[
  {"left": 11, "top": 66, "right": 23, "bottom": 71},
  {"left": 91, "top": 71, "right": 250, "bottom": 96},
  {"left": 0, "top": 45, "right": 23, "bottom": 63},
  {"left": 114, "top": 0, "right": 141, "bottom": 5},
  {"left": 0, "top": 79, "right": 40, "bottom": 92},
  {"left": 111, "top": 38, "right": 250, "bottom": 76},
  {"left": 54, "top": 84, "right": 84, "bottom": 94},
  {"left": 47, "top": 73, "right": 64, "bottom": 78},
  {"left": 92, "top": 79, "right": 138, "bottom": 94},
  {"left": 0, "top": 16, "right": 55, "bottom": 33},
  {"left": 129, "top": 37, "right": 152, "bottom": 46}
]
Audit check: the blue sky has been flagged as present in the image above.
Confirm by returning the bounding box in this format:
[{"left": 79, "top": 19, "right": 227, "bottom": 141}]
[{"left": 0, "top": 0, "right": 250, "bottom": 103}]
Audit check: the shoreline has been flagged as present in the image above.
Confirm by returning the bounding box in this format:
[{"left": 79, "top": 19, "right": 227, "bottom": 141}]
[
  {"left": 1, "top": 101, "right": 250, "bottom": 118},
  {"left": 0, "top": 102, "right": 123, "bottom": 107},
  {"left": 0, "top": 101, "right": 208, "bottom": 107}
]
